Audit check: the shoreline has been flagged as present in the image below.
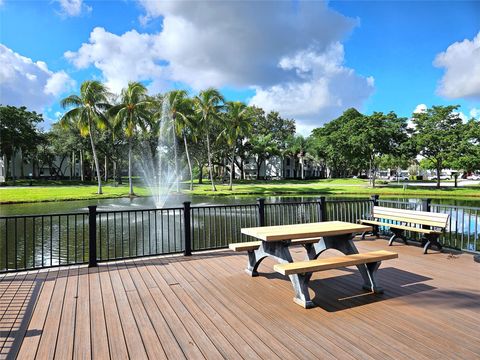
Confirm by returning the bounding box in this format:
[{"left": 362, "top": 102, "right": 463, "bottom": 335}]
[{"left": 1, "top": 186, "right": 480, "bottom": 205}]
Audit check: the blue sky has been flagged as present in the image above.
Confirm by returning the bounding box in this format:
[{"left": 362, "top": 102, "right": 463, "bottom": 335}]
[{"left": 1, "top": 0, "right": 479, "bottom": 134}]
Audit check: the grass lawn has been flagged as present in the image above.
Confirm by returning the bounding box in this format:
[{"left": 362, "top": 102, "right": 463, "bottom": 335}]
[
  {"left": 0, "top": 178, "right": 479, "bottom": 204},
  {"left": 0, "top": 184, "right": 151, "bottom": 204},
  {"left": 188, "top": 179, "right": 480, "bottom": 198}
]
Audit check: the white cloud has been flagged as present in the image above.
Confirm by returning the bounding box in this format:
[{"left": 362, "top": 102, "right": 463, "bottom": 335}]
[
  {"left": 413, "top": 104, "right": 427, "bottom": 114},
  {"left": 65, "top": 27, "right": 165, "bottom": 93},
  {"left": 434, "top": 32, "right": 480, "bottom": 100},
  {"left": 249, "top": 43, "right": 374, "bottom": 125},
  {"left": 470, "top": 108, "right": 480, "bottom": 120},
  {"left": 66, "top": 1, "right": 374, "bottom": 125},
  {"left": 454, "top": 111, "right": 468, "bottom": 123},
  {"left": 56, "top": 0, "right": 91, "bottom": 17},
  {"left": 0, "top": 44, "right": 75, "bottom": 111},
  {"left": 45, "top": 71, "right": 76, "bottom": 96}
]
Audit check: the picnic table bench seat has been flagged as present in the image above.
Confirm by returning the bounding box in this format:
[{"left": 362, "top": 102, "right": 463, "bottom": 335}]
[
  {"left": 229, "top": 237, "right": 321, "bottom": 252},
  {"left": 274, "top": 250, "right": 398, "bottom": 307},
  {"left": 360, "top": 206, "right": 449, "bottom": 254}
]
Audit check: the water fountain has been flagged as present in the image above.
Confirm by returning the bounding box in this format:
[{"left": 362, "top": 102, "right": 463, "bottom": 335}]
[{"left": 138, "top": 97, "right": 183, "bottom": 208}]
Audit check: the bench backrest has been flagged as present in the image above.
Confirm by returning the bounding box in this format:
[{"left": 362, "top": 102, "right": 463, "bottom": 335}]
[{"left": 372, "top": 206, "right": 449, "bottom": 229}]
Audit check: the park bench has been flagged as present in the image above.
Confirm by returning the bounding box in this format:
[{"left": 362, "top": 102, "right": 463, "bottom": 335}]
[
  {"left": 360, "top": 206, "right": 449, "bottom": 254},
  {"left": 274, "top": 250, "right": 398, "bottom": 307}
]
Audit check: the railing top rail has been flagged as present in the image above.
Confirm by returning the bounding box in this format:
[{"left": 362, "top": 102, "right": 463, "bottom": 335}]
[
  {"left": 378, "top": 199, "right": 419, "bottom": 204},
  {"left": 326, "top": 199, "right": 373, "bottom": 203},
  {"left": 431, "top": 203, "right": 480, "bottom": 211},
  {"left": 0, "top": 211, "right": 89, "bottom": 219},
  {"left": 264, "top": 201, "right": 319, "bottom": 206},
  {"left": 191, "top": 203, "right": 258, "bottom": 209},
  {"left": 96, "top": 206, "right": 183, "bottom": 214}
]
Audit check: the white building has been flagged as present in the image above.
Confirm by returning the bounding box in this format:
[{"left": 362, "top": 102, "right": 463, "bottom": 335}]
[
  {"left": 240, "top": 155, "right": 324, "bottom": 180},
  {"left": 0, "top": 150, "right": 80, "bottom": 182}
]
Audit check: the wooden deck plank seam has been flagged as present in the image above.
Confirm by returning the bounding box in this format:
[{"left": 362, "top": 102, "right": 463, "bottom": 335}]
[
  {"left": 115, "top": 261, "right": 170, "bottom": 359},
  {"left": 106, "top": 262, "right": 149, "bottom": 359},
  {"left": 152, "top": 258, "right": 274, "bottom": 360},
  {"left": 175, "top": 257, "right": 318, "bottom": 360},
  {"left": 0, "top": 270, "right": 41, "bottom": 356},
  {"left": 140, "top": 259, "right": 223, "bottom": 359},
  {"left": 153, "top": 261, "right": 263, "bottom": 360},
  {"left": 135, "top": 261, "right": 205, "bottom": 359},
  {"left": 175, "top": 263, "right": 338, "bottom": 358}
]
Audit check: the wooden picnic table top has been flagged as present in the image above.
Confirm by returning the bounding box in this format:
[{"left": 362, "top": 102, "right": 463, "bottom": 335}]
[{"left": 241, "top": 221, "right": 372, "bottom": 241}]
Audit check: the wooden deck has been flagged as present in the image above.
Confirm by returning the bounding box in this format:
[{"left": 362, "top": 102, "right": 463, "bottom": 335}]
[{"left": 1, "top": 237, "right": 479, "bottom": 359}]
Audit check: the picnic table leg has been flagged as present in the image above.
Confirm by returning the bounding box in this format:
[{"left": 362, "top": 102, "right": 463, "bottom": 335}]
[
  {"left": 290, "top": 272, "right": 315, "bottom": 308},
  {"left": 307, "top": 234, "right": 384, "bottom": 293},
  {"left": 246, "top": 240, "right": 292, "bottom": 277},
  {"left": 246, "top": 241, "right": 315, "bottom": 307},
  {"left": 362, "top": 261, "right": 383, "bottom": 293}
]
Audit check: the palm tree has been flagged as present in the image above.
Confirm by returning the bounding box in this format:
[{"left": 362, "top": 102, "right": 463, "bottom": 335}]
[
  {"left": 167, "top": 90, "right": 196, "bottom": 191},
  {"left": 285, "top": 135, "right": 308, "bottom": 179},
  {"left": 194, "top": 88, "right": 225, "bottom": 191},
  {"left": 223, "top": 102, "right": 251, "bottom": 190},
  {"left": 109, "top": 82, "right": 151, "bottom": 195},
  {"left": 60, "top": 80, "right": 111, "bottom": 194}
]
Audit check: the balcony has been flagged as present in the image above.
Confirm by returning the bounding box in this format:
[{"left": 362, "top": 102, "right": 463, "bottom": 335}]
[{"left": 1, "top": 237, "right": 479, "bottom": 359}]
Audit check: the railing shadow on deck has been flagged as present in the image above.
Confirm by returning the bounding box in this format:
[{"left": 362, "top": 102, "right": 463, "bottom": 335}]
[{"left": 1, "top": 277, "right": 43, "bottom": 360}]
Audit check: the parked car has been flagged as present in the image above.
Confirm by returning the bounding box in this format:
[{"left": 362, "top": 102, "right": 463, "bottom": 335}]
[
  {"left": 429, "top": 174, "right": 450, "bottom": 180},
  {"left": 467, "top": 174, "right": 480, "bottom": 180},
  {"left": 389, "top": 175, "right": 409, "bottom": 181}
]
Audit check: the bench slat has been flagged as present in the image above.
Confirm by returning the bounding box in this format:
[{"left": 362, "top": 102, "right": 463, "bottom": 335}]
[
  {"left": 229, "top": 241, "right": 261, "bottom": 252},
  {"left": 274, "top": 250, "right": 398, "bottom": 276},
  {"left": 359, "top": 220, "right": 442, "bottom": 235},
  {"left": 371, "top": 214, "right": 447, "bottom": 228},
  {"left": 373, "top": 207, "right": 448, "bottom": 227},
  {"left": 229, "top": 238, "right": 321, "bottom": 252},
  {"left": 374, "top": 206, "right": 448, "bottom": 219}
]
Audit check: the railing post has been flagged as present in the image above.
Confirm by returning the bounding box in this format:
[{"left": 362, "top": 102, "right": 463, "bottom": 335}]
[
  {"left": 371, "top": 194, "right": 379, "bottom": 206},
  {"left": 88, "top": 205, "right": 97, "bottom": 267},
  {"left": 422, "top": 198, "right": 432, "bottom": 212},
  {"left": 183, "top": 201, "right": 192, "bottom": 256},
  {"left": 257, "top": 198, "right": 265, "bottom": 226},
  {"left": 319, "top": 196, "right": 327, "bottom": 222},
  {"left": 422, "top": 199, "right": 432, "bottom": 230}
]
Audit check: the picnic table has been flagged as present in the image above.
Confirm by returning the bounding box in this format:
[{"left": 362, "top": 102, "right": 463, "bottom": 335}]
[{"left": 233, "top": 221, "right": 399, "bottom": 308}]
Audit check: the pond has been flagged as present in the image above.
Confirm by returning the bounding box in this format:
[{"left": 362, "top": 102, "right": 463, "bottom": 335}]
[{"left": 1, "top": 194, "right": 479, "bottom": 216}]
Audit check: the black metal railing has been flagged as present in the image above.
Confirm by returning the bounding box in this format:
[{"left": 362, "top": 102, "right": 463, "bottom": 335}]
[
  {"left": 1, "top": 212, "right": 89, "bottom": 271},
  {"left": 432, "top": 203, "right": 479, "bottom": 252},
  {"left": 191, "top": 203, "right": 258, "bottom": 251},
  {"left": 1, "top": 196, "right": 479, "bottom": 272}
]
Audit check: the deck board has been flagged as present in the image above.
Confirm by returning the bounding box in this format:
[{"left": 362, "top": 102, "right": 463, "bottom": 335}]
[{"left": 2, "top": 237, "right": 480, "bottom": 360}]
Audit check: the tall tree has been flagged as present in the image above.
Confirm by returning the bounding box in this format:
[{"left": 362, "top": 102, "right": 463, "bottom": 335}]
[
  {"left": 449, "top": 118, "right": 480, "bottom": 174},
  {"left": 285, "top": 135, "right": 308, "bottom": 179},
  {"left": 109, "top": 81, "right": 151, "bottom": 195},
  {"left": 223, "top": 101, "right": 252, "bottom": 189},
  {"left": 194, "top": 88, "right": 225, "bottom": 191},
  {"left": 60, "top": 80, "right": 111, "bottom": 194},
  {"left": 412, "top": 105, "right": 464, "bottom": 188},
  {"left": 246, "top": 107, "right": 295, "bottom": 179},
  {"left": 167, "top": 90, "right": 196, "bottom": 190},
  {"left": 0, "top": 106, "right": 43, "bottom": 180},
  {"left": 349, "top": 111, "right": 409, "bottom": 187}
]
